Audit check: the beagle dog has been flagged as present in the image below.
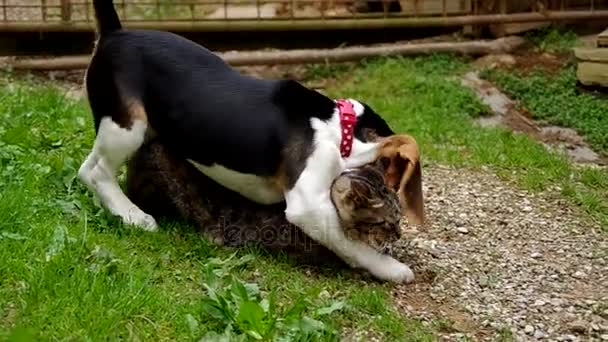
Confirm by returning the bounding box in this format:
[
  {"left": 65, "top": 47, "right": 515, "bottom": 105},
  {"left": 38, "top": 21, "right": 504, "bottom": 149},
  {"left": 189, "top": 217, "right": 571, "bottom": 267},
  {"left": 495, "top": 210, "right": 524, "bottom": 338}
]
[{"left": 79, "top": 0, "right": 422, "bottom": 283}]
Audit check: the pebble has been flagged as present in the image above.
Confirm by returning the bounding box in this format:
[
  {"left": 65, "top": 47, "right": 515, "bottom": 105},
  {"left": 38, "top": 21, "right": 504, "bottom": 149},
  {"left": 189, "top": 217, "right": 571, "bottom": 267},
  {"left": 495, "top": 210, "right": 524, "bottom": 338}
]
[
  {"left": 531, "top": 252, "right": 542, "bottom": 259},
  {"left": 533, "top": 299, "right": 545, "bottom": 306},
  {"left": 572, "top": 271, "right": 586, "bottom": 279},
  {"left": 455, "top": 219, "right": 466, "bottom": 227},
  {"left": 478, "top": 275, "right": 489, "bottom": 287},
  {"left": 456, "top": 227, "right": 469, "bottom": 234},
  {"left": 534, "top": 330, "right": 546, "bottom": 339},
  {"left": 600, "top": 334, "right": 608, "bottom": 341},
  {"left": 525, "top": 325, "right": 535, "bottom": 334}
]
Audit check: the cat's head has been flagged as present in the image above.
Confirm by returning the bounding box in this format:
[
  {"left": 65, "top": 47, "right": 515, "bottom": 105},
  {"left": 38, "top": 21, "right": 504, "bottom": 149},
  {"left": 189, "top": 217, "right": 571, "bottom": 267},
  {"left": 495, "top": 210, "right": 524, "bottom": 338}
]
[{"left": 330, "top": 165, "right": 402, "bottom": 252}]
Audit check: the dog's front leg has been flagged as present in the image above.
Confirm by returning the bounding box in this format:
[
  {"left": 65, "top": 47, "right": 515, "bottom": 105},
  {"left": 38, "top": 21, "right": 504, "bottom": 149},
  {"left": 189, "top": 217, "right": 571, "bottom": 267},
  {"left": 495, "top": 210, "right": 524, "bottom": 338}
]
[{"left": 284, "top": 141, "right": 414, "bottom": 283}]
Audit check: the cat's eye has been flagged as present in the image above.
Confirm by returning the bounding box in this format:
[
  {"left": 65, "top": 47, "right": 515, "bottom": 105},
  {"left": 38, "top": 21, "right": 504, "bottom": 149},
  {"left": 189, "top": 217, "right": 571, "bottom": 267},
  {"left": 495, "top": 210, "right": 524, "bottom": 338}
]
[{"left": 363, "top": 217, "right": 385, "bottom": 224}]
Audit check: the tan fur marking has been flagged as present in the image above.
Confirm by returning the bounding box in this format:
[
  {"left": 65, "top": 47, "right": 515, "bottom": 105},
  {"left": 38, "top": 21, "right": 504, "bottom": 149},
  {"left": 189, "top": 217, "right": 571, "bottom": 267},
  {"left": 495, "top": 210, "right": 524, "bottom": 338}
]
[
  {"left": 126, "top": 99, "right": 148, "bottom": 124},
  {"left": 270, "top": 162, "right": 289, "bottom": 192}
]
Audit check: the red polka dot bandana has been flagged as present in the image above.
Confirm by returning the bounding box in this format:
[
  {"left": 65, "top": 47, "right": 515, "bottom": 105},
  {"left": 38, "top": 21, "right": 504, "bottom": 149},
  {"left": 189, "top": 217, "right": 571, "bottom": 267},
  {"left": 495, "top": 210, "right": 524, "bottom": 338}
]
[{"left": 336, "top": 99, "right": 357, "bottom": 158}]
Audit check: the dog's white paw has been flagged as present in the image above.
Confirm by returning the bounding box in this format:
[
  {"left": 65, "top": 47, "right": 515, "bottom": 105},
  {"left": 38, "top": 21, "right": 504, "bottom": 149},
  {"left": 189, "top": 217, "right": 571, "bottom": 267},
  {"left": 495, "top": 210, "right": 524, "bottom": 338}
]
[
  {"left": 373, "top": 257, "right": 415, "bottom": 284},
  {"left": 125, "top": 208, "right": 159, "bottom": 232}
]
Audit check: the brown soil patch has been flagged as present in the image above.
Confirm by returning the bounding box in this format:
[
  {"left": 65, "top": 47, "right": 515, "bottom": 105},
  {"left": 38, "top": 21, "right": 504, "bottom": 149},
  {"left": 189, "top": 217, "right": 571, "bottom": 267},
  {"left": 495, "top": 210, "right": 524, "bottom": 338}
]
[
  {"left": 476, "top": 50, "right": 574, "bottom": 75},
  {"left": 511, "top": 50, "right": 573, "bottom": 75}
]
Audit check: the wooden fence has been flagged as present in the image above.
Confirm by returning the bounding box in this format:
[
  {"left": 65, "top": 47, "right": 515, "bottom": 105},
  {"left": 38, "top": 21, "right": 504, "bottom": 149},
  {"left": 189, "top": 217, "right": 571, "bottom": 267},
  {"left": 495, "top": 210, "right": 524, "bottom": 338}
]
[{"left": 1, "top": 0, "right": 608, "bottom": 32}]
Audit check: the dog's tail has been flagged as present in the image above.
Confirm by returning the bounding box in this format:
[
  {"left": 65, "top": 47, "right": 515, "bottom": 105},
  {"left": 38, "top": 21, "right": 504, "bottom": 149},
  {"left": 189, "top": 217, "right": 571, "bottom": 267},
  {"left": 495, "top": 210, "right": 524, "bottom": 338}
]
[{"left": 93, "top": 0, "right": 122, "bottom": 35}]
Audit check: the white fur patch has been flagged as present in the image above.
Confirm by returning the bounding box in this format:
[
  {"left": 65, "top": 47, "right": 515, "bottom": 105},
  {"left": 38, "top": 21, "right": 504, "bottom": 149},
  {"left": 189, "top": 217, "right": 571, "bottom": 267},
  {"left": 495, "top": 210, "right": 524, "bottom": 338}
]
[
  {"left": 347, "top": 98, "right": 365, "bottom": 118},
  {"left": 78, "top": 117, "right": 158, "bottom": 231},
  {"left": 187, "top": 160, "right": 284, "bottom": 205}
]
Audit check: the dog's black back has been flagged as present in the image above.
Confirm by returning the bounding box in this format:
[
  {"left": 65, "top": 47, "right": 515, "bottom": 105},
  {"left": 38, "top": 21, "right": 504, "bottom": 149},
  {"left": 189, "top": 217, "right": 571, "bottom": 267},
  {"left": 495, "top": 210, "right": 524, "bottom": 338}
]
[
  {"left": 89, "top": 28, "right": 337, "bottom": 176},
  {"left": 87, "top": 0, "right": 394, "bottom": 181}
]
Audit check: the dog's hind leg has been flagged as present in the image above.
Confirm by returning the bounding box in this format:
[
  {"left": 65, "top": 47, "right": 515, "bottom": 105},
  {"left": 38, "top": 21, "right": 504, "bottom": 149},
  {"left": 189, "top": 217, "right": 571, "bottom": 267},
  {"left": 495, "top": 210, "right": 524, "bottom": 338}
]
[{"left": 78, "top": 115, "right": 158, "bottom": 231}]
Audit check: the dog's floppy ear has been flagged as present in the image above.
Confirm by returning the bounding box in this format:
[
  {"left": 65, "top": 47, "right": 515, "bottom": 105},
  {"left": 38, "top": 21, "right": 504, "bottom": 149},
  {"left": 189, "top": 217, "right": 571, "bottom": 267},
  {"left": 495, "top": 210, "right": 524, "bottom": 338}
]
[
  {"left": 377, "top": 135, "right": 425, "bottom": 225},
  {"left": 396, "top": 141, "right": 424, "bottom": 225}
]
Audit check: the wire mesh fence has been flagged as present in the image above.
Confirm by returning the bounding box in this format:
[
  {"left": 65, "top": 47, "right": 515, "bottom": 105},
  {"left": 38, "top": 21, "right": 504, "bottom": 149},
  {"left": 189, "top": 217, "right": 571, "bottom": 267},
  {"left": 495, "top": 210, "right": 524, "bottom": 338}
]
[{"left": 1, "top": 0, "right": 608, "bottom": 30}]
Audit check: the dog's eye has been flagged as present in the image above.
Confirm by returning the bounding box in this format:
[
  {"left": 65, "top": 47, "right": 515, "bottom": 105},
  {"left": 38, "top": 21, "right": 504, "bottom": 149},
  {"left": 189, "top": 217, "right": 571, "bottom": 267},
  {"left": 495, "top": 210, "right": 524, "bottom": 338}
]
[{"left": 380, "top": 157, "right": 391, "bottom": 169}]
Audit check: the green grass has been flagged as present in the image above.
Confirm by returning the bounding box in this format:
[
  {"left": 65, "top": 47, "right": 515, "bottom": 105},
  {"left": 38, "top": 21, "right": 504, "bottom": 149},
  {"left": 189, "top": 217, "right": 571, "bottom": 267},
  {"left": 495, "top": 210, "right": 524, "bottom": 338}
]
[
  {"left": 481, "top": 64, "right": 608, "bottom": 154},
  {"left": 0, "top": 79, "right": 436, "bottom": 340},
  {"left": 524, "top": 25, "right": 581, "bottom": 53},
  {"left": 1, "top": 53, "right": 607, "bottom": 340}
]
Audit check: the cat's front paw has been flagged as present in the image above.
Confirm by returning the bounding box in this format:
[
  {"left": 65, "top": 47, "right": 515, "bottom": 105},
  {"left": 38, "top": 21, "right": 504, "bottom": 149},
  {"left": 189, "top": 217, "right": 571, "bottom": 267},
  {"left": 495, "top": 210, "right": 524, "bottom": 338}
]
[{"left": 372, "top": 257, "right": 415, "bottom": 284}]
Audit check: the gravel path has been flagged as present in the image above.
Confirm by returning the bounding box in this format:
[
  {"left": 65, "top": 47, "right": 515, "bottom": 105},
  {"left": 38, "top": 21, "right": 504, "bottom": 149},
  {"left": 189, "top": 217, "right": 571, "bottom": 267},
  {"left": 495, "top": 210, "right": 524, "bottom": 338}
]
[{"left": 392, "top": 164, "right": 607, "bottom": 341}]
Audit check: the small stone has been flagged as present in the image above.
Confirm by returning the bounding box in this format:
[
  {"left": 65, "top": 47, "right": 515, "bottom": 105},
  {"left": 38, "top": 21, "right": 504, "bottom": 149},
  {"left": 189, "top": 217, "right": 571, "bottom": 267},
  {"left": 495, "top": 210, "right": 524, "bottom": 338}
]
[
  {"left": 478, "top": 275, "right": 489, "bottom": 287},
  {"left": 573, "top": 271, "right": 586, "bottom": 279},
  {"left": 525, "top": 325, "right": 535, "bottom": 334},
  {"left": 531, "top": 252, "right": 542, "bottom": 259},
  {"left": 600, "top": 334, "right": 608, "bottom": 341},
  {"left": 533, "top": 299, "right": 546, "bottom": 306},
  {"left": 523, "top": 205, "right": 533, "bottom": 212},
  {"left": 568, "top": 320, "right": 587, "bottom": 334},
  {"left": 457, "top": 227, "right": 469, "bottom": 234},
  {"left": 534, "top": 330, "right": 546, "bottom": 339},
  {"left": 318, "top": 290, "right": 330, "bottom": 299}
]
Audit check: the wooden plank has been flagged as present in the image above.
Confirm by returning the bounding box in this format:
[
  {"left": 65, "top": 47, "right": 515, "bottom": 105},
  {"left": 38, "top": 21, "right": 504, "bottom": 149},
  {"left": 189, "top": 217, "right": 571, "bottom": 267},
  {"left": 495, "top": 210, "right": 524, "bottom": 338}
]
[
  {"left": 398, "top": 0, "right": 471, "bottom": 15},
  {"left": 576, "top": 61, "right": 608, "bottom": 87},
  {"left": 598, "top": 27, "right": 608, "bottom": 47},
  {"left": 489, "top": 22, "right": 550, "bottom": 38},
  {"left": 574, "top": 47, "right": 608, "bottom": 63}
]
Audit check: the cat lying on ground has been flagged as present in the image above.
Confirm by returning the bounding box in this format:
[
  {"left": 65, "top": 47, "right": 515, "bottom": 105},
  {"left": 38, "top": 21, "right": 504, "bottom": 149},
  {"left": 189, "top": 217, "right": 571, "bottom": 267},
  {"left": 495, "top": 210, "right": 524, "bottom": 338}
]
[{"left": 125, "top": 139, "right": 404, "bottom": 266}]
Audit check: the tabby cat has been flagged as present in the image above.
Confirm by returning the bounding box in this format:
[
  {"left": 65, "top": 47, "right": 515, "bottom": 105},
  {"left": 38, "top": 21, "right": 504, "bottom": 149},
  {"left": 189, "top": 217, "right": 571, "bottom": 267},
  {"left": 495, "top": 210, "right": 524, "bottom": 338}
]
[{"left": 126, "top": 139, "right": 402, "bottom": 265}]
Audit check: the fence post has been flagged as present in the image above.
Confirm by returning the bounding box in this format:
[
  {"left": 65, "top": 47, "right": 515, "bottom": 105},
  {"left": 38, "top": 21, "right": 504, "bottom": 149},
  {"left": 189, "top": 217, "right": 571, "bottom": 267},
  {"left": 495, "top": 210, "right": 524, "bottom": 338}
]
[{"left": 61, "top": 0, "right": 72, "bottom": 22}]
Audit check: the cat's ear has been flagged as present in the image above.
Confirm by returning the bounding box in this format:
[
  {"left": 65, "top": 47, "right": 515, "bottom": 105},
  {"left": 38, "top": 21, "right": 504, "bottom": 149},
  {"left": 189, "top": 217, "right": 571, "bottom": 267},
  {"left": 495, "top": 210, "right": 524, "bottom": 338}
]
[
  {"left": 332, "top": 175, "right": 357, "bottom": 210},
  {"left": 396, "top": 142, "right": 425, "bottom": 226},
  {"left": 349, "top": 179, "right": 374, "bottom": 206}
]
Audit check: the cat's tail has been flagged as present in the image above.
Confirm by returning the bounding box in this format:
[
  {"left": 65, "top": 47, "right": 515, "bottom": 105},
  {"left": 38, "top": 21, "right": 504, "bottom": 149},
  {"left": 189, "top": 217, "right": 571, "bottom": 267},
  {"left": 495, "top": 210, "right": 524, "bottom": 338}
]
[{"left": 93, "top": 0, "right": 122, "bottom": 35}]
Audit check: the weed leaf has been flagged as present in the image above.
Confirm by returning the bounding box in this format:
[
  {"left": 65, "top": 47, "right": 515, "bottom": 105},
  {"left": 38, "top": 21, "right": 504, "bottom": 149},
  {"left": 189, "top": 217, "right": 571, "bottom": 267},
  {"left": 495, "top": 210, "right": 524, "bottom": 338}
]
[
  {"left": 45, "top": 225, "right": 67, "bottom": 262},
  {"left": 316, "top": 300, "right": 347, "bottom": 316},
  {"left": 0, "top": 231, "right": 28, "bottom": 240},
  {"left": 185, "top": 313, "right": 199, "bottom": 336},
  {"left": 237, "top": 301, "right": 265, "bottom": 334}
]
